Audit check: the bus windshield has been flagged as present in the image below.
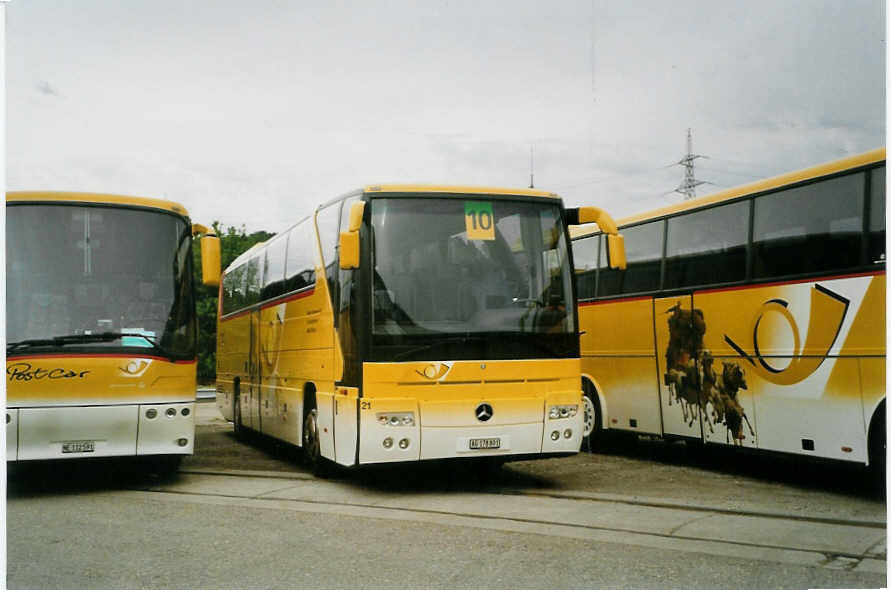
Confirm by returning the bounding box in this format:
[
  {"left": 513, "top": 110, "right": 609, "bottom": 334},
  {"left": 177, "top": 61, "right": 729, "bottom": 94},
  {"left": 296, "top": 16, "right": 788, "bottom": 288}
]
[
  {"left": 370, "top": 197, "right": 575, "bottom": 353},
  {"left": 7, "top": 204, "right": 196, "bottom": 359}
]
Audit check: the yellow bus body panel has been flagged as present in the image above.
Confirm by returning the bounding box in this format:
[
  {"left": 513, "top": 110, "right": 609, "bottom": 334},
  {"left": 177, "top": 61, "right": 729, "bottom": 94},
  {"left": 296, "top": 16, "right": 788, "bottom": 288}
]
[
  {"left": 6, "top": 191, "right": 190, "bottom": 217},
  {"left": 7, "top": 356, "right": 197, "bottom": 406}
]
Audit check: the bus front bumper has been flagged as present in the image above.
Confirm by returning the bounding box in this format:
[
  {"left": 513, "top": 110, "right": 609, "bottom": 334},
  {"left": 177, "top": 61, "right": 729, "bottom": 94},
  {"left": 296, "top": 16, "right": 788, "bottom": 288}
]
[{"left": 6, "top": 402, "right": 195, "bottom": 461}]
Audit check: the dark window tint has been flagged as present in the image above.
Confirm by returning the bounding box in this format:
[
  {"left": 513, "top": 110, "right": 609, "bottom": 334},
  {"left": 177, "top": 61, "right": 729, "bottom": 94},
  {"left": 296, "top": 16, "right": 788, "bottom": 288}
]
[
  {"left": 260, "top": 236, "right": 287, "bottom": 300},
  {"left": 753, "top": 172, "right": 864, "bottom": 279},
  {"left": 869, "top": 166, "right": 885, "bottom": 264},
  {"left": 572, "top": 234, "right": 599, "bottom": 300},
  {"left": 284, "top": 218, "right": 316, "bottom": 293},
  {"left": 598, "top": 221, "right": 663, "bottom": 296},
  {"left": 664, "top": 200, "right": 748, "bottom": 289}
]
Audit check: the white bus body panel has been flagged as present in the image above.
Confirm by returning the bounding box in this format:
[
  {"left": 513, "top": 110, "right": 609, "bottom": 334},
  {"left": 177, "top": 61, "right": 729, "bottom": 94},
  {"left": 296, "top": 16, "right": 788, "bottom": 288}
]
[
  {"left": 7, "top": 410, "right": 19, "bottom": 460},
  {"left": 136, "top": 402, "right": 195, "bottom": 456},
  {"left": 17, "top": 406, "right": 139, "bottom": 460}
]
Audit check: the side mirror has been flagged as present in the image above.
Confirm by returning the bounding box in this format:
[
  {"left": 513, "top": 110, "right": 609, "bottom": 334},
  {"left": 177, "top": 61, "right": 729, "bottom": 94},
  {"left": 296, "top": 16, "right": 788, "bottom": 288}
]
[
  {"left": 339, "top": 201, "right": 365, "bottom": 270},
  {"left": 339, "top": 231, "right": 359, "bottom": 269},
  {"left": 565, "top": 206, "right": 626, "bottom": 270},
  {"left": 200, "top": 234, "right": 221, "bottom": 287},
  {"left": 607, "top": 233, "right": 626, "bottom": 270}
]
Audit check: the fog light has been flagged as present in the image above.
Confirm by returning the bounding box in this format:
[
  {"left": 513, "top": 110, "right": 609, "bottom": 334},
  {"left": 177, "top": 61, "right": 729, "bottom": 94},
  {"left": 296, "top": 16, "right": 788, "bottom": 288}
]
[
  {"left": 564, "top": 429, "right": 572, "bottom": 439},
  {"left": 383, "top": 437, "right": 394, "bottom": 449},
  {"left": 399, "top": 438, "right": 410, "bottom": 449},
  {"left": 181, "top": 407, "right": 190, "bottom": 417},
  {"left": 146, "top": 409, "right": 158, "bottom": 419},
  {"left": 166, "top": 408, "right": 177, "bottom": 418},
  {"left": 177, "top": 438, "right": 188, "bottom": 447},
  {"left": 550, "top": 430, "right": 560, "bottom": 441}
]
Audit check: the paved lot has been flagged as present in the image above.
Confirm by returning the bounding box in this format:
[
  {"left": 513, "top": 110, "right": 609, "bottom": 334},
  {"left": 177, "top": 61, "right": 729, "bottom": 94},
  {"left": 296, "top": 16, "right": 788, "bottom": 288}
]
[{"left": 5, "top": 399, "right": 886, "bottom": 590}]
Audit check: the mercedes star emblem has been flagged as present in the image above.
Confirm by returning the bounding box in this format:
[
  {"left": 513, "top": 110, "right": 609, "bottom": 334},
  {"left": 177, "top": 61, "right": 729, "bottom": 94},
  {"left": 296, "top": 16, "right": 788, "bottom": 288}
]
[{"left": 475, "top": 403, "right": 493, "bottom": 422}]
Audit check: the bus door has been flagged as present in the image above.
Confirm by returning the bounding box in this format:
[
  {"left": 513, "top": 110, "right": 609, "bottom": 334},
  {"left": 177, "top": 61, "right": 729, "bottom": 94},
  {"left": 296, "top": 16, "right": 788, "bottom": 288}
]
[
  {"left": 247, "top": 309, "right": 261, "bottom": 430},
  {"left": 654, "top": 295, "right": 705, "bottom": 441},
  {"left": 693, "top": 291, "right": 757, "bottom": 449}
]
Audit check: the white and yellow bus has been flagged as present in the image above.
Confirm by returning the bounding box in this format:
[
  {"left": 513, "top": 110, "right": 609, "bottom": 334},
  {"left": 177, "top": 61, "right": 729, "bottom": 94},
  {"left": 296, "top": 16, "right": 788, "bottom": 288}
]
[
  {"left": 571, "top": 149, "right": 885, "bottom": 471},
  {"left": 6, "top": 192, "right": 220, "bottom": 471},
  {"left": 215, "top": 185, "right": 625, "bottom": 474}
]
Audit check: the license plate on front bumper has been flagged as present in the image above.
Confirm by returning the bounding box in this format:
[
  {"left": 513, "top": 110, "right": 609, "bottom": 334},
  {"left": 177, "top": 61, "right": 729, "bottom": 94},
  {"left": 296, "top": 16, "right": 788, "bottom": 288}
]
[
  {"left": 469, "top": 437, "right": 501, "bottom": 450},
  {"left": 62, "top": 441, "right": 95, "bottom": 454}
]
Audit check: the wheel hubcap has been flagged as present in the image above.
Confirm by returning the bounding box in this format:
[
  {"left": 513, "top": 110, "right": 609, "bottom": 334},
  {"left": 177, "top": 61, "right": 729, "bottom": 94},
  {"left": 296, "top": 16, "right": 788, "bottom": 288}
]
[
  {"left": 583, "top": 395, "right": 595, "bottom": 437},
  {"left": 304, "top": 410, "right": 319, "bottom": 457}
]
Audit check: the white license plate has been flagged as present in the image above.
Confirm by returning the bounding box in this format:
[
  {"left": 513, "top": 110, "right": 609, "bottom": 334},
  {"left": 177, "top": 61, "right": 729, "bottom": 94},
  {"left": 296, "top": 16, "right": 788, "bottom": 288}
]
[
  {"left": 62, "top": 441, "right": 95, "bottom": 454},
  {"left": 469, "top": 437, "right": 501, "bottom": 450}
]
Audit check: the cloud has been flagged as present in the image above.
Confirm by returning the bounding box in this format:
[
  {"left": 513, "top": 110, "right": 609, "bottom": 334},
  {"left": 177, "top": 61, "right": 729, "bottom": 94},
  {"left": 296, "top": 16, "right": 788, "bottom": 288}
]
[{"left": 34, "top": 80, "right": 60, "bottom": 97}]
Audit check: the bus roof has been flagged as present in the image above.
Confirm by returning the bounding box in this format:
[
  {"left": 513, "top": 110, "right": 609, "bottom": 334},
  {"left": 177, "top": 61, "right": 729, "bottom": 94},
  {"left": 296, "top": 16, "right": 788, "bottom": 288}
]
[
  {"left": 6, "top": 191, "right": 190, "bottom": 217},
  {"left": 364, "top": 184, "right": 560, "bottom": 199},
  {"left": 570, "top": 147, "right": 885, "bottom": 239}
]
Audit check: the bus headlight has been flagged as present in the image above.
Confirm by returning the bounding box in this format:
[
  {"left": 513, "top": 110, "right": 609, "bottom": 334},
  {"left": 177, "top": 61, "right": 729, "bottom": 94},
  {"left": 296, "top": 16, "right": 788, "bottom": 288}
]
[
  {"left": 376, "top": 412, "right": 415, "bottom": 427},
  {"left": 548, "top": 405, "right": 578, "bottom": 420},
  {"left": 146, "top": 409, "right": 158, "bottom": 419}
]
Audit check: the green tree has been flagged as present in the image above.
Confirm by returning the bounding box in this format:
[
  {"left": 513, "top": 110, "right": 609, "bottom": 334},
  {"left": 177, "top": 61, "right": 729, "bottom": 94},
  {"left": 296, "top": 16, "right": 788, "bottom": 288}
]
[{"left": 193, "top": 223, "right": 274, "bottom": 383}]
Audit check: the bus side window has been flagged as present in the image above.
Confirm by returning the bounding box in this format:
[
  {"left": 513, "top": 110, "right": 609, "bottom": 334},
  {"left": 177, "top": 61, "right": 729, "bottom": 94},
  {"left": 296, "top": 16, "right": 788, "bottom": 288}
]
[
  {"left": 338, "top": 196, "right": 361, "bottom": 316},
  {"left": 664, "top": 200, "right": 748, "bottom": 289},
  {"left": 223, "top": 264, "right": 247, "bottom": 314},
  {"left": 244, "top": 256, "right": 262, "bottom": 306},
  {"left": 260, "top": 237, "right": 287, "bottom": 300},
  {"left": 284, "top": 219, "right": 316, "bottom": 293},
  {"left": 598, "top": 221, "right": 663, "bottom": 296},
  {"left": 869, "top": 166, "right": 885, "bottom": 264},
  {"left": 753, "top": 172, "right": 864, "bottom": 279},
  {"left": 572, "top": 234, "right": 599, "bottom": 301},
  {"left": 316, "top": 201, "right": 343, "bottom": 310}
]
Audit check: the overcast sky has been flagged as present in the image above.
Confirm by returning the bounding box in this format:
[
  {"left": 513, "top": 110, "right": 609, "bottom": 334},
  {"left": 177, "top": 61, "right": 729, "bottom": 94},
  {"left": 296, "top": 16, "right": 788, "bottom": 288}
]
[{"left": 7, "top": 0, "right": 886, "bottom": 234}]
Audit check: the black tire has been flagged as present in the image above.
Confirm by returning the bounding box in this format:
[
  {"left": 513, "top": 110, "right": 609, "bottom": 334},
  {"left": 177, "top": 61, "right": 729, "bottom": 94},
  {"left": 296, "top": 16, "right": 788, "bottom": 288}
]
[
  {"left": 147, "top": 455, "right": 182, "bottom": 480},
  {"left": 868, "top": 403, "right": 885, "bottom": 495},
  {"left": 581, "top": 382, "right": 602, "bottom": 452},
  {"left": 233, "top": 391, "right": 244, "bottom": 438},
  {"left": 302, "top": 407, "right": 330, "bottom": 477}
]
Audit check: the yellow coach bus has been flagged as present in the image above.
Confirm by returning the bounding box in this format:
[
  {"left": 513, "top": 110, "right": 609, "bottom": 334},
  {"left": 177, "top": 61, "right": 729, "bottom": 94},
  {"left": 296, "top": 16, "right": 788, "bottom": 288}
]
[
  {"left": 571, "top": 149, "right": 885, "bottom": 471},
  {"left": 6, "top": 192, "right": 220, "bottom": 471},
  {"left": 215, "top": 185, "right": 625, "bottom": 474}
]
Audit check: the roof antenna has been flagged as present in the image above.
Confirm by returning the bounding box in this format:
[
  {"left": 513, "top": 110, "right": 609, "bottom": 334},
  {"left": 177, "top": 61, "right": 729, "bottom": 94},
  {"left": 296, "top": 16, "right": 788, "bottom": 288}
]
[{"left": 529, "top": 145, "right": 535, "bottom": 188}]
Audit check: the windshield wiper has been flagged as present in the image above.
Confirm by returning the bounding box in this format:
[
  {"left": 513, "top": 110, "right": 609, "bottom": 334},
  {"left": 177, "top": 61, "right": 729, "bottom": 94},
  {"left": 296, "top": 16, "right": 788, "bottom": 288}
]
[
  {"left": 7, "top": 332, "right": 170, "bottom": 356},
  {"left": 392, "top": 335, "right": 488, "bottom": 361}
]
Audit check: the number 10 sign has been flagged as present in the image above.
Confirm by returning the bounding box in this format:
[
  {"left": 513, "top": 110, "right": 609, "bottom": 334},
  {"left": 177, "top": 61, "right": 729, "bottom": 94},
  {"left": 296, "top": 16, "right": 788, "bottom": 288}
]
[{"left": 464, "top": 201, "right": 495, "bottom": 241}]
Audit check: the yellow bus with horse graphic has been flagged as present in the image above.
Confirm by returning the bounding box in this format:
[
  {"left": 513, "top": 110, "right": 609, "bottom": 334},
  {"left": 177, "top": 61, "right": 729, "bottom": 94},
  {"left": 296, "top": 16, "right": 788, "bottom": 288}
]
[{"left": 571, "top": 149, "right": 885, "bottom": 471}]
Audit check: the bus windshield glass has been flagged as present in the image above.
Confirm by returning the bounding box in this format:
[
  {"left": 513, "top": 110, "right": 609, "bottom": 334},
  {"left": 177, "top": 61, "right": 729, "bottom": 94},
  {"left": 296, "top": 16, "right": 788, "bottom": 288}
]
[
  {"left": 370, "top": 197, "right": 575, "bottom": 347},
  {"left": 7, "top": 204, "right": 196, "bottom": 358}
]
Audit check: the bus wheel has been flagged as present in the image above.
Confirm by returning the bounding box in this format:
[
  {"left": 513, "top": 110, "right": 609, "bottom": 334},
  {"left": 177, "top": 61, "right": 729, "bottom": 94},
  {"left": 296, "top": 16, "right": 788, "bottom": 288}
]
[
  {"left": 868, "top": 403, "right": 885, "bottom": 494},
  {"left": 302, "top": 407, "right": 330, "bottom": 477},
  {"left": 233, "top": 392, "right": 244, "bottom": 438},
  {"left": 147, "top": 455, "right": 181, "bottom": 480},
  {"left": 581, "top": 382, "right": 602, "bottom": 453}
]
